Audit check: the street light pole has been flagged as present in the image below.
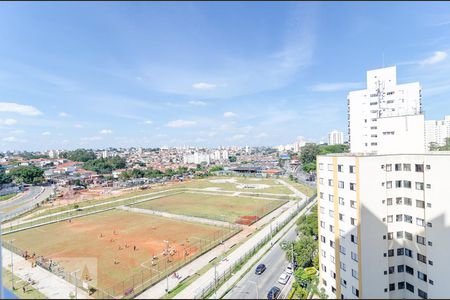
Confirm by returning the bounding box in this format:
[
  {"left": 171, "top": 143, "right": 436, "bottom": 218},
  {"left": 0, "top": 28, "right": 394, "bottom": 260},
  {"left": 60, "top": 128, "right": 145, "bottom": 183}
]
[
  {"left": 71, "top": 269, "right": 80, "bottom": 299},
  {"left": 10, "top": 240, "right": 13, "bottom": 291}
]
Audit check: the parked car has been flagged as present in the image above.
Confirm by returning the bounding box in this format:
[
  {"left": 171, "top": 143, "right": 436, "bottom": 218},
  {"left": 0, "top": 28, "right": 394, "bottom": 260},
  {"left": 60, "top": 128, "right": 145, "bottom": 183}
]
[
  {"left": 285, "top": 263, "right": 293, "bottom": 275},
  {"left": 278, "top": 272, "right": 290, "bottom": 285},
  {"left": 255, "top": 263, "right": 266, "bottom": 275},
  {"left": 267, "top": 286, "right": 281, "bottom": 299}
]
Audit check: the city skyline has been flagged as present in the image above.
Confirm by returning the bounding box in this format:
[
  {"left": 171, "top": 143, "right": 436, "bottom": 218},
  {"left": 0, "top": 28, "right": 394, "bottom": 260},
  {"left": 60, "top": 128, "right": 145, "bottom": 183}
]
[{"left": 1, "top": 2, "right": 450, "bottom": 151}]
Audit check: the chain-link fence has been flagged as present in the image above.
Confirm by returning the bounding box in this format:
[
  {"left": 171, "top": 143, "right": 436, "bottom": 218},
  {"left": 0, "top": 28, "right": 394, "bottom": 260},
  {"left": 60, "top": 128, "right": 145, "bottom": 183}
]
[{"left": 194, "top": 194, "right": 316, "bottom": 299}]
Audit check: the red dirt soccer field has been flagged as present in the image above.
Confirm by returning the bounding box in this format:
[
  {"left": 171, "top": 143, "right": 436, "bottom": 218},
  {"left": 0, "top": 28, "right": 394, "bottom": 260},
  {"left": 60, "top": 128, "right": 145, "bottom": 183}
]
[{"left": 6, "top": 209, "right": 232, "bottom": 297}]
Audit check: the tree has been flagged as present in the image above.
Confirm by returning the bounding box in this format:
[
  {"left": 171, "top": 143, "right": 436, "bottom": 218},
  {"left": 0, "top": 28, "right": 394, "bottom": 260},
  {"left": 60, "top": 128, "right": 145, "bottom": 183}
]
[
  {"left": 9, "top": 166, "right": 44, "bottom": 184},
  {"left": 83, "top": 156, "right": 126, "bottom": 174},
  {"left": 229, "top": 156, "right": 237, "bottom": 162},
  {"left": 319, "top": 144, "right": 349, "bottom": 155},
  {"left": 302, "top": 162, "right": 316, "bottom": 173},
  {"left": 60, "top": 149, "right": 97, "bottom": 162},
  {"left": 210, "top": 165, "right": 224, "bottom": 172},
  {"left": 0, "top": 171, "right": 12, "bottom": 184},
  {"left": 300, "top": 144, "right": 320, "bottom": 165}
]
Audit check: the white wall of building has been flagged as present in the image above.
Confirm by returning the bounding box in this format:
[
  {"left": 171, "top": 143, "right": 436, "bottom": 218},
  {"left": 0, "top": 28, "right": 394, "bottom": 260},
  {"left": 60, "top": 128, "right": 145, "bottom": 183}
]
[
  {"left": 424, "top": 116, "right": 450, "bottom": 148},
  {"left": 328, "top": 130, "right": 344, "bottom": 145}
]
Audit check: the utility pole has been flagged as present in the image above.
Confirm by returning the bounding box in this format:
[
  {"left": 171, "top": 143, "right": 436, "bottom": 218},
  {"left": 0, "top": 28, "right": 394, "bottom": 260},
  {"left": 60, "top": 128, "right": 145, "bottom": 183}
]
[
  {"left": 72, "top": 269, "right": 80, "bottom": 300},
  {"left": 214, "top": 263, "right": 218, "bottom": 299}
]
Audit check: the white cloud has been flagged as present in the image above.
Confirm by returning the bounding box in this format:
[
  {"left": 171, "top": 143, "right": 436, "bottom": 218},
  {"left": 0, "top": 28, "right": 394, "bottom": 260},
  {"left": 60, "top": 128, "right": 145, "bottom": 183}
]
[
  {"left": 156, "top": 133, "right": 168, "bottom": 137},
  {"left": 256, "top": 132, "right": 268, "bottom": 138},
  {"left": 0, "top": 102, "right": 42, "bottom": 115},
  {"left": 420, "top": 51, "right": 448, "bottom": 65},
  {"left": 74, "top": 124, "right": 83, "bottom": 128},
  {"left": 81, "top": 136, "right": 102, "bottom": 141},
  {"left": 166, "top": 120, "right": 196, "bottom": 128},
  {"left": 310, "top": 82, "right": 363, "bottom": 92},
  {"left": 231, "top": 134, "right": 246, "bottom": 140},
  {"left": 144, "top": 120, "right": 153, "bottom": 124},
  {"left": 100, "top": 129, "right": 113, "bottom": 134},
  {"left": 42, "top": 131, "right": 51, "bottom": 136},
  {"left": 188, "top": 100, "right": 207, "bottom": 106},
  {"left": 58, "top": 112, "right": 69, "bottom": 117},
  {"left": 2, "top": 136, "right": 25, "bottom": 142},
  {"left": 0, "top": 118, "right": 17, "bottom": 126},
  {"left": 224, "top": 111, "right": 237, "bottom": 118},
  {"left": 192, "top": 82, "right": 217, "bottom": 90}
]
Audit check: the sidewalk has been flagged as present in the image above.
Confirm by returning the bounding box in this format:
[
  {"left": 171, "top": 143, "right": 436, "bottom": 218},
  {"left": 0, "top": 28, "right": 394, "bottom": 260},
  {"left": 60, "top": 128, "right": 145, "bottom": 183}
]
[
  {"left": 1, "top": 248, "right": 90, "bottom": 299},
  {"left": 214, "top": 198, "right": 316, "bottom": 299},
  {"left": 136, "top": 200, "right": 296, "bottom": 299}
]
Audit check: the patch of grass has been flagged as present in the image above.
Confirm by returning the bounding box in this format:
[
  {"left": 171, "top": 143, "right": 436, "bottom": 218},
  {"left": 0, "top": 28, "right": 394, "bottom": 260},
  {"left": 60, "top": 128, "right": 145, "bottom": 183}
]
[
  {"left": 0, "top": 193, "right": 18, "bottom": 201},
  {"left": 2, "top": 268, "right": 48, "bottom": 299}
]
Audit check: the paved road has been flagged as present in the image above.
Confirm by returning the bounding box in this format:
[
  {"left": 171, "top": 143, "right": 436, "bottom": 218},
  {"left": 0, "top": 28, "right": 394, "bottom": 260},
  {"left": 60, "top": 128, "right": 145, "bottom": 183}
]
[
  {"left": 0, "top": 186, "right": 54, "bottom": 219},
  {"left": 0, "top": 186, "right": 42, "bottom": 210},
  {"left": 224, "top": 222, "right": 298, "bottom": 299}
]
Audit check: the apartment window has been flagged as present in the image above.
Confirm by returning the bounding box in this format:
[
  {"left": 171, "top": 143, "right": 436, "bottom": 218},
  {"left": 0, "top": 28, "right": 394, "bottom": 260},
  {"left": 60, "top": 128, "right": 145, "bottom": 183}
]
[
  {"left": 395, "top": 163, "right": 402, "bottom": 171},
  {"left": 386, "top": 164, "right": 392, "bottom": 172},
  {"left": 417, "top": 235, "right": 426, "bottom": 245},
  {"left": 398, "top": 281, "right": 405, "bottom": 290},
  {"left": 321, "top": 250, "right": 326, "bottom": 258},
  {"left": 340, "top": 262, "right": 346, "bottom": 271},
  {"left": 350, "top": 217, "right": 356, "bottom": 225},
  {"left": 397, "top": 231, "right": 403, "bottom": 239},
  {"left": 416, "top": 200, "right": 425, "bottom": 208},
  {"left": 339, "top": 197, "right": 344, "bottom": 205},
  {"left": 351, "top": 234, "right": 358, "bottom": 244},
  {"left": 351, "top": 251, "right": 358, "bottom": 262},
  {"left": 341, "top": 278, "right": 347, "bottom": 287},
  {"left": 319, "top": 163, "right": 324, "bottom": 170},
  {"left": 330, "top": 241, "right": 335, "bottom": 248},
  {"left": 321, "top": 235, "right": 326, "bottom": 243},
  {"left": 406, "top": 265, "right": 414, "bottom": 275},
  {"left": 332, "top": 286, "right": 336, "bottom": 294},
  {"left": 319, "top": 192, "right": 324, "bottom": 199},
  {"left": 405, "top": 232, "right": 413, "bottom": 241},
  {"left": 388, "top": 249, "right": 394, "bottom": 257},
  {"left": 404, "top": 215, "right": 413, "bottom": 223},
  {"left": 403, "top": 164, "right": 411, "bottom": 171},
  {"left": 405, "top": 248, "right": 412, "bottom": 258},
  {"left": 427, "top": 222, "right": 433, "bottom": 227},
  {"left": 328, "top": 179, "right": 333, "bottom": 186},
  {"left": 349, "top": 165, "right": 355, "bottom": 173},
  {"left": 429, "top": 260, "right": 433, "bottom": 266},
  {"left": 339, "top": 213, "right": 344, "bottom": 222},
  {"left": 321, "top": 264, "right": 327, "bottom": 272},
  {"left": 396, "top": 214, "right": 403, "bottom": 222},
  {"left": 416, "top": 182, "right": 424, "bottom": 190},
  {"left": 426, "top": 164, "right": 431, "bottom": 170},
  {"left": 386, "top": 181, "right": 392, "bottom": 189},
  {"left": 330, "top": 256, "right": 335, "bottom": 263},
  {"left": 352, "top": 269, "right": 358, "bottom": 279},
  {"left": 415, "top": 164, "right": 424, "bottom": 172},
  {"left": 428, "top": 240, "right": 432, "bottom": 246},
  {"left": 389, "top": 283, "right": 395, "bottom": 291},
  {"left": 417, "top": 253, "right": 427, "bottom": 264},
  {"left": 349, "top": 183, "right": 356, "bottom": 191},
  {"left": 387, "top": 232, "right": 393, "bottom": 240},
  {"left": 418, "top": 271, "right": 427, "bottom": 282},
  {"left": 329, "top": 225, "right": 334, "bottom": 233},
  {"left": 352, "top": 286, "right": 359, "bottom": 297},
  {"left": 426, "top": 184, "right": 431, "bottom": 189},
  {"left": 387, "top": 198, "right": 393, "bottom": 205},
  {"left": 389, "top": 266, "right": 395, "bottom": 274},
  {"left": 350, "top": 200, "right": 356, "bottom": 209},
  {"left": 338, "top": 164, "right": 343, "bottom": 172},
  {"left": 397, "top": 248, "right": 404, "bottom": 256},
  {"left": 404, "top": 197, "right": 412, "bottom": 206},
  {"left": 328, "top": 164, "right": 333, "bottom": 171},
  {"left": 320, "top": 206, "right": 325, "bottom": 214},
  {"left": 416, "top": 218, "right": 425, "bottom": 227},
  {"left": 340, "top": 245, "right": 346, "bottom": 255},
  {"left": 406, "top": 282, "right": 414, "bottom": 293},
  {"left": 319, "top": 178, "right": 324, "bottom": 185},
  {"left": 329, "top": 210, "right": 334, "bottom": 217},
  {"left": 396, "top": 197, "right": 402, "bottom": 205},
  {"left": 395, "top": 180, "right": 402, "bottom": 188},
  {"left": 418, "top": 289, "right": 428, "bottom": 299},
  {"left": 397, "top": 265, "right": 404, "bottom": 273},
  {"left": 429, "top": 279, "right": 434, "bottom": 285},
  {"left": 403, "top": 180, "right": 412, "bottom": 188},
  {"left": 329, "top": 194, "right": 334, "bottom": 202},
  {"left": 427, "top": 202, "right": 432, "bottom": 208},
  {"left": 338, "top": 181, "right": 344, "bottom": 189},
  {"left": 339, "top": 229, "right": 345, "bottom": 238},
  {"left": 387, "top": 215, "right": 393, "bottom": 223}
]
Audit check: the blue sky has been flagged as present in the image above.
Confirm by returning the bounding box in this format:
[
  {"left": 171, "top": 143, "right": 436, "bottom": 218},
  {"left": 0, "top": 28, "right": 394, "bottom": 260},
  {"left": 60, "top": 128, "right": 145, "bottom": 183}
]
[{"left": 1, "top": 2, "right": 450, "bottom": 151}]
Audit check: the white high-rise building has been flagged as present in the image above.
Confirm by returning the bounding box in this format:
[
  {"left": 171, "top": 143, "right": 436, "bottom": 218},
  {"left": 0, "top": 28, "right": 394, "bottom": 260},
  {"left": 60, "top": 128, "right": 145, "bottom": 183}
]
[
  {"left": 424, "top": 116, "right": 450, "bottom": 149},
  {"left": 318, "top": 66, "right": 450, "bottom": 299},
  {"left": 348, "top": 66, "right": 423, "bottom": 154},
  {"left": 328, "top": 130, "right": 345, "bottom": 145},
  {"left": 317, "top": 153, "right": 450, "bottom": 299}
]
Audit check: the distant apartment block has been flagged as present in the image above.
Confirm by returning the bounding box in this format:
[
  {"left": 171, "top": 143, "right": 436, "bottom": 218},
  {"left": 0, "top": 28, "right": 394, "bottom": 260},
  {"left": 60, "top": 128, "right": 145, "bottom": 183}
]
[
  {"left": 348, "top": 66, "right": 424, "bottom": 154},
  {"left": 425, "top": 116, "right": 450, "bottom": 149},
  {"left": 329, "top": 130, "right": 345, "bottom": 145}
]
